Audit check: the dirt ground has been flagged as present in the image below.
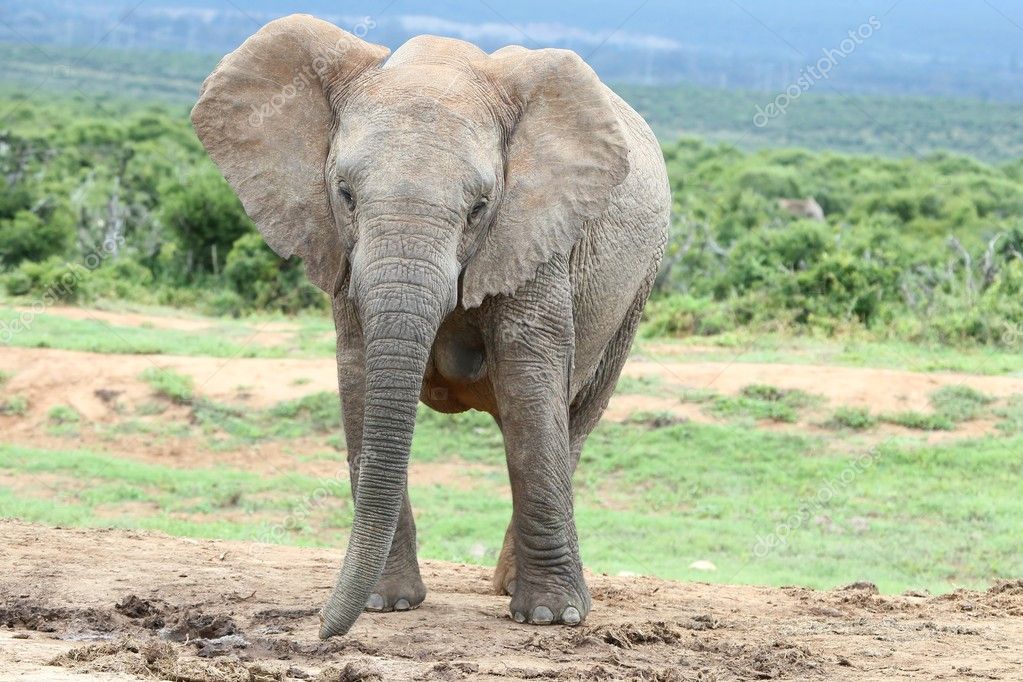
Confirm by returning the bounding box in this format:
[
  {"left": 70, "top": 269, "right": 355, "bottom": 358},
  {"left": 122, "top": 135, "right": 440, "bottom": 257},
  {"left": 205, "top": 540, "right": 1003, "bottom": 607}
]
[
  {"left": 2, "top": 520, "right": 1021, "bottom": 681},
  {"left": 3, "top": 307, "right": 1023, "bottom": 680}
]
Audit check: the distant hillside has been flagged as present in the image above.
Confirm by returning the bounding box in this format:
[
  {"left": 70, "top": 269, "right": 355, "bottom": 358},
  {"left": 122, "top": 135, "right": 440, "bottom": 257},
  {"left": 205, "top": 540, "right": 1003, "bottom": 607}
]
[
  {"left": 2, "top": 43, "right": 1021, "bottom": 163},
  {"left": 3, "top": 0, "right": 1023, "bottom": 101}
]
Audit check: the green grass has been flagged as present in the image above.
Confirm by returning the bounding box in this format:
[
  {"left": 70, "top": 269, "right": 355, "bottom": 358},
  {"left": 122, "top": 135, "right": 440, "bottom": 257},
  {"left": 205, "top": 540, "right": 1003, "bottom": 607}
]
[
  {"left": 47, "top": 405, "right": 81, "bottom": 424},
  {"left": 995, "top": 395, "right": 1023, "bottom": 435},
  {"left": 880, "top": 411, "right": 956, "bottom": 432},
  {"left": 0, "top": 394, "right": 28, "bottom": 416},
  {"left": 4, "top": 416, "right": 1020, "bottom": 594},
  {"left": 0, "top": 370, "right": 11, "bottom": 388},
  {"left": 191, "top": 393, "right": 342, "bottom": 447},
  {"left": 929, "top": 386, "right": 995, "bottom": 423},
  {"left": 139, "top": 368, "right": 195, "bottom": 404},
  {"left": 637, "top": 335, "right": 1023, "bottom": 377},
  {"left": 0, "top": 305, "right": 335, "bottom": 358},
  {"left": 826, "top": 407, "right": 878, "bottom": 431},
  {"left": 706, "top": 384, "right": 821, "bottom": 424}
]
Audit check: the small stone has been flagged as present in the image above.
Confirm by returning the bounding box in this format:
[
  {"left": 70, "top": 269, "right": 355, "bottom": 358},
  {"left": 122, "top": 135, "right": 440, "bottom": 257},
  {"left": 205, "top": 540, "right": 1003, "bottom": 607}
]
[{"left": 689, "top": 560, "right": 717, "bottom": 572}]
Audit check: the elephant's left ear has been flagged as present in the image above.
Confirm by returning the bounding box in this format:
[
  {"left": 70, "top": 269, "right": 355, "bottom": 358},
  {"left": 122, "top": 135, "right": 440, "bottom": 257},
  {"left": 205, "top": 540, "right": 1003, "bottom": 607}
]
[{"left": 461, "top": 47, "right": 629, "bottom": 309}]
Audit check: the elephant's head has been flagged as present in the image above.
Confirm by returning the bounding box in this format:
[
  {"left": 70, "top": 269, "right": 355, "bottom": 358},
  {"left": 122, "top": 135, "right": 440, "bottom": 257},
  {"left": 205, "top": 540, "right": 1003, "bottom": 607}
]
[{"left": 191, "top": 14, "right": 628, "bottom": 638}]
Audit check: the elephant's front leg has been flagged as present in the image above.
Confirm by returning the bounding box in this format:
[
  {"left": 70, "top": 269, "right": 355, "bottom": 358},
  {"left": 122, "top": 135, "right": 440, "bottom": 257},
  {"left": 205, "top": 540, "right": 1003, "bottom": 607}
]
[
  {"left": 336, "top": 324, "right": 426, "bottom": 613},
  {"left": 486, "top": 264, "right": 589, "bottom": 626}
]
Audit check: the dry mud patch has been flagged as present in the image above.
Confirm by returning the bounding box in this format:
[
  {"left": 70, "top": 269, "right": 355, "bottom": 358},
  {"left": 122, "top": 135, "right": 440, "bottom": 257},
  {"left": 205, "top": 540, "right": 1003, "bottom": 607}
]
[{"left": 2, "top": 522, "right": 1021, "bottom": 681}]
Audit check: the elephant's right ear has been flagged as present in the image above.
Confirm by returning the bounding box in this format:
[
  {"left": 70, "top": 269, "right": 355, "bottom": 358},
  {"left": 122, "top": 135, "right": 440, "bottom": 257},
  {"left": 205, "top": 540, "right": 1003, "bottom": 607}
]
[{"left": 190, "top": 14, "right": 389, "bottom": 293}]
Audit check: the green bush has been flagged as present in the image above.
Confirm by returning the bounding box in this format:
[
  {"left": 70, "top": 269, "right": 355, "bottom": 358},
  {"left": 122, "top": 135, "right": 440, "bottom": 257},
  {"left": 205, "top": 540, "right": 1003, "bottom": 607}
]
[
  {"left": 0, "top": 208, "right": 75, "bottom": 265},
  {"left": 158, "top": 165, "right": 254, "bottom": 278},
  {"left": 224, "top": 233, "right": 326, "bottom": 315},
  {"left": 1, "top": 257, "right": 87, "bottom": 301}
]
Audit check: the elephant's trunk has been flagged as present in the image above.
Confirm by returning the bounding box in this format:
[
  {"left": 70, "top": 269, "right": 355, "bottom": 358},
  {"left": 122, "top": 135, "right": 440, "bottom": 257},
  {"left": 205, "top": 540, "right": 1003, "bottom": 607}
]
[{"left": 319, "top": 214, "right": 456, "bottom": 639}]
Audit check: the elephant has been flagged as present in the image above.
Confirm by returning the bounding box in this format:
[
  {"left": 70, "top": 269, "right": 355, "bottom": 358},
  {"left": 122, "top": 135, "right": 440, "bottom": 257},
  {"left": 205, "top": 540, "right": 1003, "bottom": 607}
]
[{"left": 191, "top": 14, "right": 670, "bottom": 639}]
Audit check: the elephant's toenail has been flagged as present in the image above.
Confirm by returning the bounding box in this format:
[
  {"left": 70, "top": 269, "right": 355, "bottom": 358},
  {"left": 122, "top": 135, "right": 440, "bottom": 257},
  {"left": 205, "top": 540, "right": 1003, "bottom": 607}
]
[
  {"left": 365, "top": 594, "right": 384, "bottom": 610},
  {"left": 562, "top": 607, "right": 581, "bottom": 625},
  {"left": 506, "top": 580, "right": 516, "bottom": 595},
  {"left": 531, "top": 606, "right": 554, "bottom": 624},
  {"left": 513, "top": 611, "right": 526, "bottom": 623},
  {"left": 394, "top": 598, "right": 410, "bottom": 611}
]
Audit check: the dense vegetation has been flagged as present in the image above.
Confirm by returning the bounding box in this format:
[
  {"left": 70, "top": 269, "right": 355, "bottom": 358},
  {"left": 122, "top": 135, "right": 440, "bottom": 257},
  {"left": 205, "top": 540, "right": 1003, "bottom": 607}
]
[{"left": 0, "top": 94, "right": 1021, "bottom": 347}]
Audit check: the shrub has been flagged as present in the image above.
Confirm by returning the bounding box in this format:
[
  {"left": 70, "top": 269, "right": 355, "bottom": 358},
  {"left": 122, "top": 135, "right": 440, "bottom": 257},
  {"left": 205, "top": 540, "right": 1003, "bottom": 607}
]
[
  {"left": 224, "top": 233, "right": 327, "bottom": 314},
  {"left": 1, "top": 257, "right": 87, "bottom": 301},
  {"left": 0, "top": 207, "right": 74, "bottom": 265},
  {"left": 158, "top": 165, "right": 254, "bottom": 278}
]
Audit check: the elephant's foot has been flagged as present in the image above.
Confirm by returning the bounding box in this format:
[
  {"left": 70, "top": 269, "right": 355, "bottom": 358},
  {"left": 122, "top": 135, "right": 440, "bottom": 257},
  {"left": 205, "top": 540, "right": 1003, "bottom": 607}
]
[
  {"left": 508, "top": 572, "right": 590, "bottom": 626},
  {"left": 493, "top": 526, "right": 517, "bottom": 595},
  {"left": 364, "top": 566, "right": 426, "bottom": 612}
]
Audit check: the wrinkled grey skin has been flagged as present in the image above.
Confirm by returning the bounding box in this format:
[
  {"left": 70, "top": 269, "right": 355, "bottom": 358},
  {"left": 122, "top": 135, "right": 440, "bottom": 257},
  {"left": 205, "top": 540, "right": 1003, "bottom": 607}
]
[{"left": 192, "top": 14, "right": 669, "bottom": 639}]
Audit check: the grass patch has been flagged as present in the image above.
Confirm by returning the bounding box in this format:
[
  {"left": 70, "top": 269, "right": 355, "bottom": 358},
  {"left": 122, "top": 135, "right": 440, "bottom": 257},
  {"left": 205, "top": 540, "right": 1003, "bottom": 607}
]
[
  {"left": 192, "top": 393, "right": 342, "bottom": 446},
  {"left": 930, "top": 385, "right": 995, "bottom": 423},
  {"left": 706, "top": 384, "right": 821, "bottom": 423},
  {"left": 615, "top": 374, "right": 665, "bottom": 396},
  {"left": 0, "top": 370, "right": 11, "bottom": 387},
  {"left": 0, "top": 305, "right": 335, "bottom": 358},
  {"left": 995, "top": 395, "right": 1023, "bottom": 434},
  {"left": 140, "top": 367, "right": 195, "bottom": 404},
  {"left": 639, "top": 335, "right": 1023, "bottom": 376},
  {"left": 48, "top": 405, "right": 81, "bottom": 424},
  {"left": 881, "top": 411, "right": 956, "bottom": 431},
  {"left": 827, "top": 406, "right": 878, "bottom": 430},
  {"left": 0, "top": 394, "right": 28, "bottom": 416}
]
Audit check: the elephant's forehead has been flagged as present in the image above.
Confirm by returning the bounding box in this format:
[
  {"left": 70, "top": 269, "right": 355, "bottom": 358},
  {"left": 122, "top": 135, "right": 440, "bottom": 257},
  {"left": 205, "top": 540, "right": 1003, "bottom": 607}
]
[
  {"left": 354, "top": 64, "right": 497, "bottom": 125},
  {"left": 341, "top": 92, "right": 496, "bottom": 147}
]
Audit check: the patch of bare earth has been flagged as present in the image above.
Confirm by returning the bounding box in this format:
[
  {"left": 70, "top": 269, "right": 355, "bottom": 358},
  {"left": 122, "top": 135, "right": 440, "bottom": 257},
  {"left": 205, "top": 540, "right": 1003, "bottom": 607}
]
[
  {"left": 1, "top": 521, "right": 1021, "bottom": 680},
  {"left": 4, "top": 348, "right": 1021, "bottom": 440}
]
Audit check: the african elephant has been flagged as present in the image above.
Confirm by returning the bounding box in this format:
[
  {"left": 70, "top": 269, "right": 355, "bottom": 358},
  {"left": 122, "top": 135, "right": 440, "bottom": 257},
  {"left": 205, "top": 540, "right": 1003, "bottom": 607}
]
[{"left": 191, "top": 14, "right": 670, "bottom": 638}]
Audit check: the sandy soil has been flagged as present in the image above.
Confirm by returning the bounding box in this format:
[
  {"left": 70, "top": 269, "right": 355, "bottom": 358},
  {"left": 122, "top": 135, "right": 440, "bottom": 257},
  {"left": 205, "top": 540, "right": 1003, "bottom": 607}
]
[
  {"left": 2, "top": 521, "right": 1021, "bottom": 681},
  {"left": 4, "top": 346, "right": 1021, "bottom": 437}
]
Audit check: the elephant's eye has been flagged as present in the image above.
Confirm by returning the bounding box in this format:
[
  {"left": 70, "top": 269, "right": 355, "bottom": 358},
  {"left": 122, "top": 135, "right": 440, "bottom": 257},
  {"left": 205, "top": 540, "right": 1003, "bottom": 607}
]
[
  {"left": 337, "top": 181, "right": 356, "bottom": 211},
  {"left": 469, "top": 197, "right": 488, "bottom": 222}
]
